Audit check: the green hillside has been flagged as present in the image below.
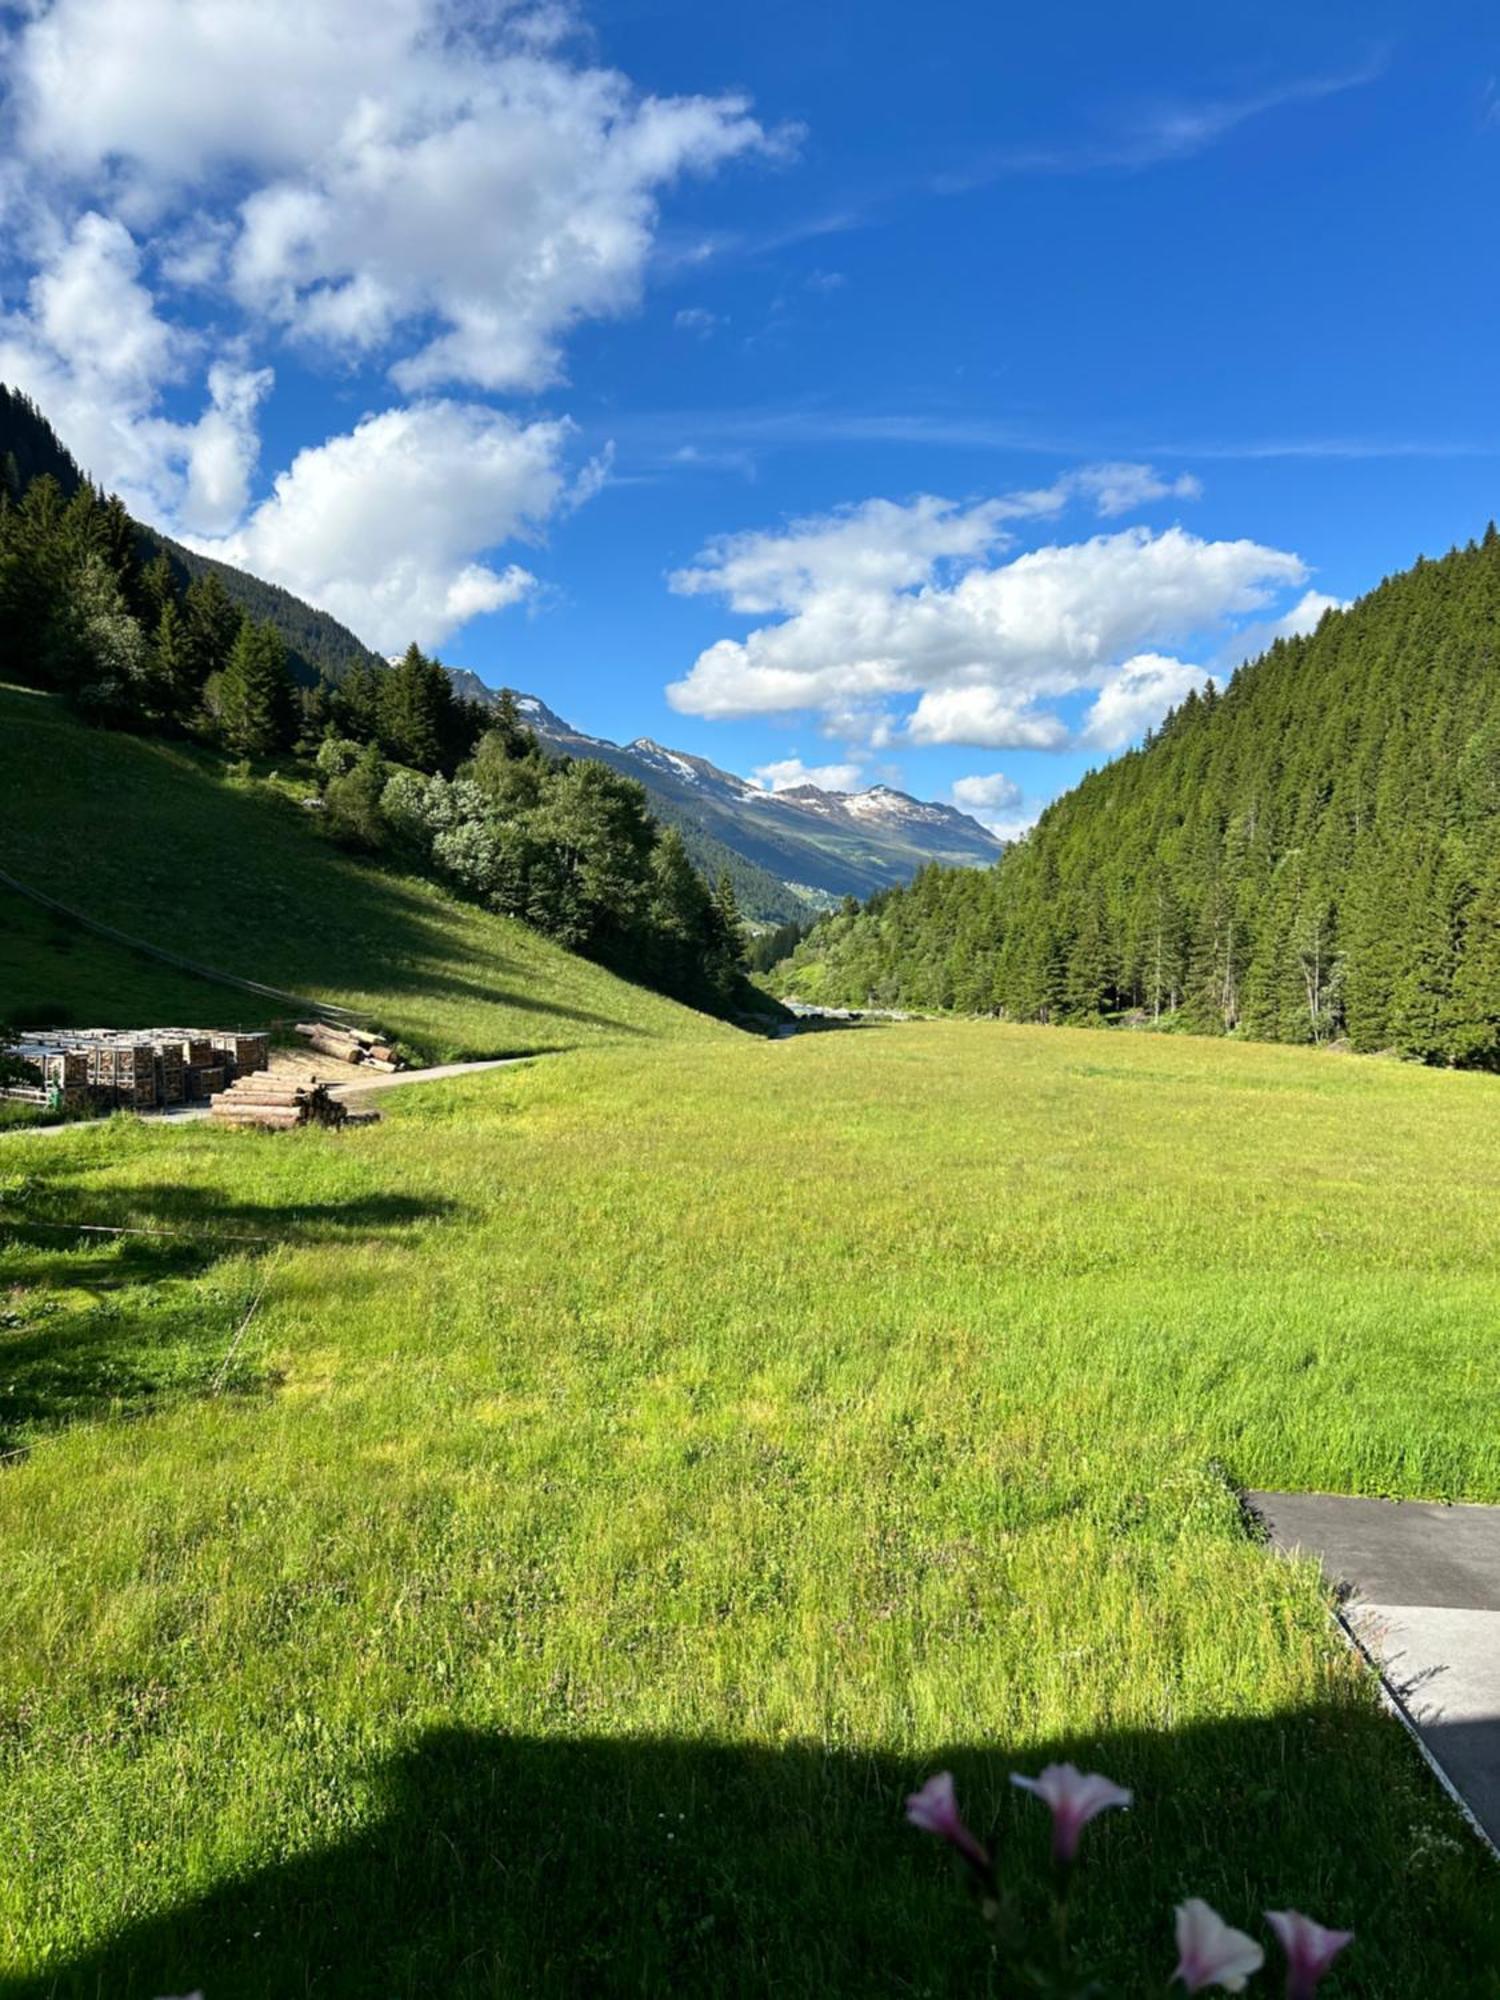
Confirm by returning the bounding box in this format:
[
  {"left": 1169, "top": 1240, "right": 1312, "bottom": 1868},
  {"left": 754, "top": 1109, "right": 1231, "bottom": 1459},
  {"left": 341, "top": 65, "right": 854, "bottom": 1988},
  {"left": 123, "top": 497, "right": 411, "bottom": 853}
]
[
  {"left": 0, "top": 684, "right": 729, "bottom": 1058},
  {"left": 774, "top": 530, "right": 1500, "bottom": 1066}
]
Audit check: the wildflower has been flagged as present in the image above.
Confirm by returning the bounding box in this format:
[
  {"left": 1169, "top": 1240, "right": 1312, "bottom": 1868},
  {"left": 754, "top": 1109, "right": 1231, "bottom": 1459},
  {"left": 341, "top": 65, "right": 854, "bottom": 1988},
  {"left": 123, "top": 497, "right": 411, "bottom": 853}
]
[
  {"left": 905, "top": 1770, "right": 992, "bottom": 1877},
  {"left": 1009, "top": 1761, "right": 1132, "bottom": 1865},
  {"left": 1173, "top": 1899, "right": 1265, "bottom": 1992},
  {"left": 1266, "top": 1910, "right": 1354, "bottom": 1997}
]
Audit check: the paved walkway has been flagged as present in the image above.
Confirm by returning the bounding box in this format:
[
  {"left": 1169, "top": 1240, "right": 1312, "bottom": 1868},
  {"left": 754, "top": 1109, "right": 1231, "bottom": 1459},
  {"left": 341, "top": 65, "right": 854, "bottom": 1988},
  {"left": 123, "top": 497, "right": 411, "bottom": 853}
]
[
  {"left": 1251, "top": 1490, "right": 1500, "bottom": 1850},
  {"left": 324, "top": 1056, "right": 532, "bottom": 1097}
]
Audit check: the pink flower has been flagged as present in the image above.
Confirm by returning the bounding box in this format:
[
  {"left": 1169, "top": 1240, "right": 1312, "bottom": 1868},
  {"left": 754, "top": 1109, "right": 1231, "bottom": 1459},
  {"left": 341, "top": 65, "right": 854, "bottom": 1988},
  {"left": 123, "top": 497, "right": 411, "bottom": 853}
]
[
  {"left": 1267, "top": 1910, "right": 1354, "bottom": 1997},
  {"left": 905, "top": 1770, "right": 992, "bottom": 1877},
  {"left": 1009, "top": 1761, "right": 1132, "bottom": 1864},
  {"left": 1173, "top": 1899, "right": 1265, "bottom": 1993}
]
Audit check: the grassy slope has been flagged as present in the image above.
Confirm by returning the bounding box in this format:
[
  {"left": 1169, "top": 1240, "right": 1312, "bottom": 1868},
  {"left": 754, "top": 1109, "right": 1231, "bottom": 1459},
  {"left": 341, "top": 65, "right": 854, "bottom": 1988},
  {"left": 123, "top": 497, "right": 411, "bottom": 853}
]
[
  {"left": 0, "top": 685, "right": 726, "bottom": 1058},
  {"left": 2, "top": 1022, "right": 1498, "bottom": 1995}
]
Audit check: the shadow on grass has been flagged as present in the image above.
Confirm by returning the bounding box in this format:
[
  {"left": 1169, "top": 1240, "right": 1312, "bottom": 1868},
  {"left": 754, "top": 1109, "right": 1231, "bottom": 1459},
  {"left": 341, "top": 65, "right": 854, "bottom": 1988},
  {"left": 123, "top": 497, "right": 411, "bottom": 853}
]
[
  {"left": 0, "top": 1185, "right": 458, "bottom": 1450},
  {"left": 7, "top": 1711, "right": 1499, "bottom": 1998}
]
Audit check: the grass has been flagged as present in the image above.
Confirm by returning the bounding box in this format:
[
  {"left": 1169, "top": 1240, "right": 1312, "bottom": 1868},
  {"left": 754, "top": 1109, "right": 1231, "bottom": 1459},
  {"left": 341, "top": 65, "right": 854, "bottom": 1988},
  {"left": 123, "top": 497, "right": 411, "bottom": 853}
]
[
  {"left": 0, "top": 685, "right": 728, "bottom": 1059},
  {"left": 1, "top": 1020, "right": 1498, "bottom": 1995}
]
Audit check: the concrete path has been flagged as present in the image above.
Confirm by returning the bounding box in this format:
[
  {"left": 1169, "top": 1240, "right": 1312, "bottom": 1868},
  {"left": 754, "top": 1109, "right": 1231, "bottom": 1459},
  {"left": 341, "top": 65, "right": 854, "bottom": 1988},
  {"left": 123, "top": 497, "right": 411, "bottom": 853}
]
[
  {"left": 1251, "top": 1490, "right": 1500, "bottom": 1850},
  {"left": 3, "top": 1056, "right": 534, "bottom": 1137},
  {"left": 325, "top": 1056, "right": 532, "bottom": 1098}
]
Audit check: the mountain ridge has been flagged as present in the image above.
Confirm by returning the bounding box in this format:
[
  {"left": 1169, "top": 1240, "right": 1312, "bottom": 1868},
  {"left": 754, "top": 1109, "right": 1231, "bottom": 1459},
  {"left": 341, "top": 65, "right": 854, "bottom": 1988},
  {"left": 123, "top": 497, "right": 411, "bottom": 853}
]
[{"left": 449, "top": 673, "right": 1004, "bottom": 913}]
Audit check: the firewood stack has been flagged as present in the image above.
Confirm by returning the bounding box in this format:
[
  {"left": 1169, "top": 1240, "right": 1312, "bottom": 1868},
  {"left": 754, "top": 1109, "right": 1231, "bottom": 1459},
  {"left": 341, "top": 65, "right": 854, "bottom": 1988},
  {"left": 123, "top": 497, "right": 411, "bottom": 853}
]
[
  {"left": 14, "top": 1028, "right": 271, "bottom": 1109},
  {"left": 208, "top": 1071, "right": 352, "bottom": 1130},
  {"left": 292, "top": 1022, "right": 403, "bottom": 1071}
]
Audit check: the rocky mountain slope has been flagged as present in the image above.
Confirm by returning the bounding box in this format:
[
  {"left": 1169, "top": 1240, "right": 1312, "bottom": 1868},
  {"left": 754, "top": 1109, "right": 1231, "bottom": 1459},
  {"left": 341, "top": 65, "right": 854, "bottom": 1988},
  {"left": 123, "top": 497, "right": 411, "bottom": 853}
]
[{"left": 449, "top": 675, "right": 1003, "bottom": 912}]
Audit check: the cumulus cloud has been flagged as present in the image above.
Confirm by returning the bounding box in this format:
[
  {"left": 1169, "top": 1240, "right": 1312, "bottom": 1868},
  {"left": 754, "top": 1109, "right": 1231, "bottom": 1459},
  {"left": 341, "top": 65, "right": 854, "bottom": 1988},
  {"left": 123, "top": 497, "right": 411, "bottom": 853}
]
[
  {"left": 1, "top": 0, "right": 787, "bottom": 642},
  {"left": 753, "top": 755, "right": 865, "bottom": 793},
  {"left": 1079, "top": 652, "right": 1210, "bottom": 751},
  {"left": 667, "top": 484, "right": 1307, "bottom": 750},
  {"left": 950, "top": 772, "right": 1023, "bottom": 813},
  {"left": 908, "top": 689, "right": 1070, "bottom": 749},
  {"left": 0, "top": 210, "right": 270, "bottom": 529},
  {"left": 188, "top": 401, "right": 569, "bottom": 650},
  {"left": 949, "top": 774, "right": 1039, "bottom": 842},
  {"left": 8, "top": 0, "right": 785, "bottom": 395}
]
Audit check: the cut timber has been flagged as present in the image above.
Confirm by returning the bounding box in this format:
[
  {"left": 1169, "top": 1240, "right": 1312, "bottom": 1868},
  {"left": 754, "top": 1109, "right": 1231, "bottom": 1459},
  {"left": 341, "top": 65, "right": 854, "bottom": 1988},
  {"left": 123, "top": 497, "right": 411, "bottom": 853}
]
[
  {"left": 209, "top": 1070, "right": 350, "bottom": 1131},
  {"left": 292, "top": 1022, "right": 404, "bottom": 1070}
]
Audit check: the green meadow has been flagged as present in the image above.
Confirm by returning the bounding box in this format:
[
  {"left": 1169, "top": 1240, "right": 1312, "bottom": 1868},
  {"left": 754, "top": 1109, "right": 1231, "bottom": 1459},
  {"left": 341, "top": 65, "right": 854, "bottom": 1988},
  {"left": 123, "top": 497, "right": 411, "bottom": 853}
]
[{"left": 3, "top": 1021, "right": 1499, "bottom": 1995}]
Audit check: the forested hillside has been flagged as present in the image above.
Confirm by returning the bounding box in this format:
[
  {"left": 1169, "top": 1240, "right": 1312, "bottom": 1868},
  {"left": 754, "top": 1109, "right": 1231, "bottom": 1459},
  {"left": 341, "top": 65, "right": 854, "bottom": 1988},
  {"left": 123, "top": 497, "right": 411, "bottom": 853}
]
[
  {"left": 0, "top": 388, "right": 381, "bottom": 686},
  {"left": 0, "top": 387, "right": 756, "bottom": 1024},
  {"left": 774, "top": 529, "right": 1500, "bottom": 1067}
]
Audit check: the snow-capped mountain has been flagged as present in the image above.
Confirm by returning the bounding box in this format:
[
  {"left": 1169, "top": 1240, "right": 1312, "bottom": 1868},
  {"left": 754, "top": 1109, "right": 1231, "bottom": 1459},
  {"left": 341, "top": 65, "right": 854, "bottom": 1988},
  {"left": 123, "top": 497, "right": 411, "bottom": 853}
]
[{"left": 445, "top": 673, "right": 1003, "bottom": 915}]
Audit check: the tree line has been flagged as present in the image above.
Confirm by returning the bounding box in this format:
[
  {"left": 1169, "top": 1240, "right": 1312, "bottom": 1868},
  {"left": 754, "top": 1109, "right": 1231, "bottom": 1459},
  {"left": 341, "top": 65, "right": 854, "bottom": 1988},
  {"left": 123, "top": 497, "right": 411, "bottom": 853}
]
[
  {"left": 771, "top": 527, "right": 1500, "bottom": 1068},
  {"left": 0, "top": 413, "right": 751, "bottom": 1019}
]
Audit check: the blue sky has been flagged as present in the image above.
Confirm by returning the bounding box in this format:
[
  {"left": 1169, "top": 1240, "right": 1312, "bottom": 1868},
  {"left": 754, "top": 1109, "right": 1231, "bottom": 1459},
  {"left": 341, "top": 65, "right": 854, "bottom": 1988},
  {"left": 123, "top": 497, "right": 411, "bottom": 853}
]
[{"left": 3, "top": 0, "right": 1499, "bottom": 831}]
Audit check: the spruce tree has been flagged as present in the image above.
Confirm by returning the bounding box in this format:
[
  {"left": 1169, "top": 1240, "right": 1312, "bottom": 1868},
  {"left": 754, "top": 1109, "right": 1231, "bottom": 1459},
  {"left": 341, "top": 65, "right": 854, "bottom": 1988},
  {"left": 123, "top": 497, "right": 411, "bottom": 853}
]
[{"left": 217, "top": 617, "right": 295, "bottom": 756}]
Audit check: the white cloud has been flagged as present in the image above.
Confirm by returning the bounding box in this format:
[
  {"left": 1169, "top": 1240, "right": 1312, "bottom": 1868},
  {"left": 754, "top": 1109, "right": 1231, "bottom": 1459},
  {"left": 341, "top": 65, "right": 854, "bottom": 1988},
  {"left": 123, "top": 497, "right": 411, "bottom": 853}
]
[
  {"left": 668, "top": 490, "right": 1307, "bottom": 750},
  {"left": 0, "top": 210, "right": 270, "bottom": 530},
  {"left": 937, "top": 57, "right": 1386, "bottom": 187},
  {"left": 1070, "top": 461, "right": 1201, "bottom": 516},
  {"left": 753, "top": 755, "right": 865, "bottom": 794},
  {"left": 908, "top": 688, "right": 1070, "bottom": 749},
  {"left": 9, "top": 0, "right": 785, "bottom": 395},
  {"left": 949, "top": 774, "right": 1039, "bottom": 842},
  {"left": 0, "top": 0, "right": 787, "bottom": 646},
  {"left": 188, "top": 401, "right": 568, "bottom": 650},
  {"left": 950, "top": 772, "right": 1023, "bottom": 813},
  {"left": 1079, "top": 652, "right": 1210, "bottom": 751}
]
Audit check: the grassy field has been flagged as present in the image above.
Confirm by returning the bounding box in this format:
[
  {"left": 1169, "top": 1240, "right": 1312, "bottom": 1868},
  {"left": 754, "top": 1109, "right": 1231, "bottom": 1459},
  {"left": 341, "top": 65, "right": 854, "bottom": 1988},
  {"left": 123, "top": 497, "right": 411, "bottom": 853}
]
[
  {"left": 0, "top": 685, "right": 727, "bottom": 1059},
  {"left": 3, "top": 1020, "right": 1499, "bottom": 1995}
]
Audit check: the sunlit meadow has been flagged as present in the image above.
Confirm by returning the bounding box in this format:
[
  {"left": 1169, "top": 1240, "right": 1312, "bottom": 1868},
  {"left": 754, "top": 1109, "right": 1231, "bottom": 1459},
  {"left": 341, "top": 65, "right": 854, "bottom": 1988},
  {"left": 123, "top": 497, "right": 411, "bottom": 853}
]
[{"left": 2, "top": 1022, "right": 1498, "bottom": 1994}]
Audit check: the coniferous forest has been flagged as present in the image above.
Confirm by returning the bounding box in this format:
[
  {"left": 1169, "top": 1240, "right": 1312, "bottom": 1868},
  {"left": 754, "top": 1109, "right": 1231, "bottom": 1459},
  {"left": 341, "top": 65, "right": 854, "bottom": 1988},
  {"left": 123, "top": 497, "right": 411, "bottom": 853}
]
[{"left": 773, "top": 529, "right": 1500, "bottom": 1067}]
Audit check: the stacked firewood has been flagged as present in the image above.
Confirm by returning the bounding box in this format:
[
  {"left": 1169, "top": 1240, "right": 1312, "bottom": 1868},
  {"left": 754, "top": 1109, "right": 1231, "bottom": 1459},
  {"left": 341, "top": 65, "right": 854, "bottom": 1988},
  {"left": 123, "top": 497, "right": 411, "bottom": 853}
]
[
  {"left": 209, "top": 1071, "right": 352, "bottom": 1130},
  {"left": 292, "top": 1022, "right": 403, "bottom": 1070},
  {"left": 13, "top": 1028, "right": 271, "bottom": 1109}
]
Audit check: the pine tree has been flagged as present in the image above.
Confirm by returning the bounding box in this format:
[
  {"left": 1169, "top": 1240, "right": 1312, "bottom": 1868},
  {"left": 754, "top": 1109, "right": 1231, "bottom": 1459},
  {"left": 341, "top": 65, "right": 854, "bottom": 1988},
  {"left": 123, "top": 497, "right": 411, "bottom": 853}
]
[
  {"left": 182, "top": 571, "right": 243, "bottom": 692},
  {"left": 379, "top": 643, "right": 454, "bottom": 772},
  {"left": 144, "top": 597, "right": 194, "bottom": 726},
  {"left": 217, "top": 617, "right": 295, "bottom": 756}
]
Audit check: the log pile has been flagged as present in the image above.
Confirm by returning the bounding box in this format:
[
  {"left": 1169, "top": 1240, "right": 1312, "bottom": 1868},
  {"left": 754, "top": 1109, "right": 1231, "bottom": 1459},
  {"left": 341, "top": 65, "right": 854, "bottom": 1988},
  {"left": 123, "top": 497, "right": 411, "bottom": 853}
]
[
  {"left": 292, "top": 1022, "right": 403, "bottom": 1071},
  {"left": 209, "top": 1071, "right": 353, "bottom": 1130}
]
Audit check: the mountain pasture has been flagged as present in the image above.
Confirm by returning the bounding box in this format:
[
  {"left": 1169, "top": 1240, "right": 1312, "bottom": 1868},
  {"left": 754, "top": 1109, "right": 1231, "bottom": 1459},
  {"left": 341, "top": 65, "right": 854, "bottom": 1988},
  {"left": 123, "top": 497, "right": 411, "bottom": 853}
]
[{"left": 2, "top": 1022, "right": 1497, "bottom": 1995}]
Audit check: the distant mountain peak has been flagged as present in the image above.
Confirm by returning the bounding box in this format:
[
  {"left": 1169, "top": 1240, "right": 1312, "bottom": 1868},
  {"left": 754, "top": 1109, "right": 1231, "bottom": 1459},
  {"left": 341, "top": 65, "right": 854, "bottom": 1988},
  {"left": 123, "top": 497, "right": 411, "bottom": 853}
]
[{"left": 440, "top": 669, "right": 1002, "bottom": 910}]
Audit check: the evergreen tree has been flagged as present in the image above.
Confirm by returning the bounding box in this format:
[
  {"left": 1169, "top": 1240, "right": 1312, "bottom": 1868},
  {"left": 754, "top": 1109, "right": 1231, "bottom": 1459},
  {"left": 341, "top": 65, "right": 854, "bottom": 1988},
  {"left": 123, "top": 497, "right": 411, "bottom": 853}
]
[
  {"left": 143, "top": 597, "right": 194, "bottom": 726},
  {"left": 217, "top": 617, "right": 295, "bottom": 756},
  {"left": 379, "top": 643, "right": 454, "bottom": 773},
  {"left": 183, "top": 570, "right": 245, "bottom": 690}
]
